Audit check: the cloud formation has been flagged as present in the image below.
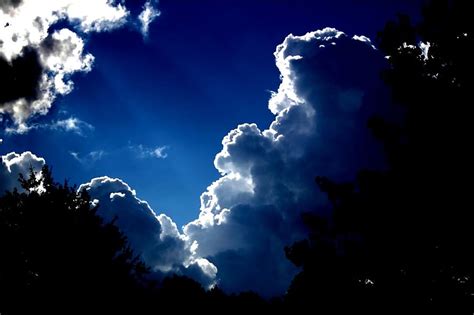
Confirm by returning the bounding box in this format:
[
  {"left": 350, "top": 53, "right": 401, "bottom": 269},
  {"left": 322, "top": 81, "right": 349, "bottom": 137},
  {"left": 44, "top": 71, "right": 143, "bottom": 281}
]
[
  {"left": 4, "top": 116, "right": 94, "bottom": 135},
  {"left": 1, "top": 26, "right": 394, "bottom": 296},
  {"left": 0, "top": 151, "right": 45, "bottom": 193},
  {"left": 0, "top": 0, "right": 159, "bottom": 133},
  {"left": 182, "top": 28, "right": 392, "bottom": 296},
  {"left": 78, "top": 176, "right": 216, "bottom": 287},
  {"left": 138, "top": 0, "right": 160, "bottom": 38}
]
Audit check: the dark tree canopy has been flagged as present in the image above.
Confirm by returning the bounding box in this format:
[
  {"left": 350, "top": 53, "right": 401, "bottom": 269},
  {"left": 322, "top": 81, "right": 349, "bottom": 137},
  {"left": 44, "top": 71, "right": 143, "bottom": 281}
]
[
  {"left": 0, "top": 166, "right": 151, "bottom": 314},
  {"left": 285, "top": 1, "right": 474, "bottom": 314}
]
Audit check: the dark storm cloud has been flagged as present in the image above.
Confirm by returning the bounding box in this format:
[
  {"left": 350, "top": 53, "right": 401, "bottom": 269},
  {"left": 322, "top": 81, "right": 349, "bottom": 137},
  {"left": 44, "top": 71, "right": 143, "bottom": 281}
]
[
  {"left": 0, "top": 47, "right": 42, "bottom": 104},
  {"left": 1, "top": 28, "right": 94, "bottom": 133},
  {"left": 206, "top": 204, "right": 298, "bottom": 294},
  {"left": 0, "top": 0, "right": 22, "bottom": 12}
]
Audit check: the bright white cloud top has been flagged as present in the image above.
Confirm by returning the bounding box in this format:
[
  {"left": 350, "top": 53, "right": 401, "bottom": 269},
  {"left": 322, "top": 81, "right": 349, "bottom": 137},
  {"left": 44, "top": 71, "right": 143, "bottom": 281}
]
[{"left": 0, "top": 151, "right": 45, "bottom": 192}]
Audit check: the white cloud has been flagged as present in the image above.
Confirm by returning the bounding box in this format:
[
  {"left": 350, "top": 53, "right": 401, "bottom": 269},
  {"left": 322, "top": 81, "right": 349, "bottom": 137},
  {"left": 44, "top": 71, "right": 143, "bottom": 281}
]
[
  {"left": 39, "top": 28, "right": 95, "bottom": 94},
  {"left": 152, "top": 146, "right": 168, "bottom": 159},
  {"left": 138, "top": 0, "right": 160, "bottom": 38},
  {"left": 182, "top": 28, "right": 393, "bottom": 296},
  {"left": 0, "top": 151, "right": 45, "bottom": 193},
  {"left": 0, "top": 0, "right": 129, "bottom": 61},
  {"left": 64, "top": 0, "right": 128, "bottom": 33},
  {"left": 352, "top": 34, "right": 376, "bottom": 49},
  {"left": 268, "top": 28, "right": 345, "bottom": 115},
  {"left": 0, "top": 0, "right": 156, "bottom": 133}
]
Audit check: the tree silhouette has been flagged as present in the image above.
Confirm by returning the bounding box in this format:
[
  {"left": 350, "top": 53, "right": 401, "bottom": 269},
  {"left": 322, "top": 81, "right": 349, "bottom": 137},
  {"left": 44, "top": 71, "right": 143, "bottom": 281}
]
[
  {"left": 0, "top": 166, "right": 277, "bottom": 314},
  {"left": 285, "top": 1, "right": 474, "bottom": 313},
  {"left": 0, "top": 166, "right": 150, "bottom": 314}
]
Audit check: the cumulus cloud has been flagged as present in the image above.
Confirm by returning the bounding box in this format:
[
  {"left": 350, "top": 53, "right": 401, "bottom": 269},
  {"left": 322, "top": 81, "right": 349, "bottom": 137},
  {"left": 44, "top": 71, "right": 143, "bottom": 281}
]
[
  {"left": 78, "top": 176, "right": 216, "bottom": 287},
  {"left": 0, "top": 151, "right": 45, "bottom": 193},
  {"left": 138, "top": 0, "right": 160, "bottom": 38},
  {"left": 0, "top": 0, "right": 156, "bottom": 133},
  {"left": 0, "top": 0, "right": 128, "bottom": 60},
  {"left": 182, "top": 28, "right": 393, "bottom": 296}
]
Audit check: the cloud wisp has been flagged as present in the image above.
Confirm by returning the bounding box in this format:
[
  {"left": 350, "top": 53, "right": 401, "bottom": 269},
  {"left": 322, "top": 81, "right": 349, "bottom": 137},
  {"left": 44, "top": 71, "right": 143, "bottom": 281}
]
[
  {"left": 69, "top": 150, "right": 105, "bottom": 165},
  {"left": 5, "top": 116, "right": 94, "bottom": 135},
  {"left": 129, "top": 144, "right": 169, "bottom": 159},
  {"left": 138, "top": 0, "right": 160, "bottom": 38},
  {"left": 49, "top": 117, "right": 94, "bottom": 135}
]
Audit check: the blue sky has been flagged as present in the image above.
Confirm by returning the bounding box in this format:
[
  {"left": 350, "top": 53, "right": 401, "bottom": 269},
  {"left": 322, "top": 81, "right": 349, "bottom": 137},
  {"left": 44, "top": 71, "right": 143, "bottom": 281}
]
[
  {"left": 1, "top": 0, "right": 420, "bottom": 227},
  {"left": 1, "top": 0, "right": 424, "bottom": 296}
]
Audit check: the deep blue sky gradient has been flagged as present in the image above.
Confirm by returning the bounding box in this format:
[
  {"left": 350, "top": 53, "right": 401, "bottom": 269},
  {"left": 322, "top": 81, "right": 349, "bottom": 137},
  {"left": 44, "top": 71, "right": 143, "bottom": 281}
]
[{"left": 1, "top": 0, "right": 422, "bottom": 227}]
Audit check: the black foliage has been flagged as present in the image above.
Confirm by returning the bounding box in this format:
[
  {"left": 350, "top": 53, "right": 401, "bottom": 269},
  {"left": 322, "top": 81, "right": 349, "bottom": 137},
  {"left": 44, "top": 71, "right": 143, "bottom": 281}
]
[
  {"left": 0, "top": 166, "right": 152, "bottom": 314},
  {"left": 157, "top": 276, "right": 270, "bottom": 312},
  {"left": 284, "top": 0, "right": 474, "bottom": 314},
  {"left": 0, "top": 47, "right": 43, "bottom": 104}
]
